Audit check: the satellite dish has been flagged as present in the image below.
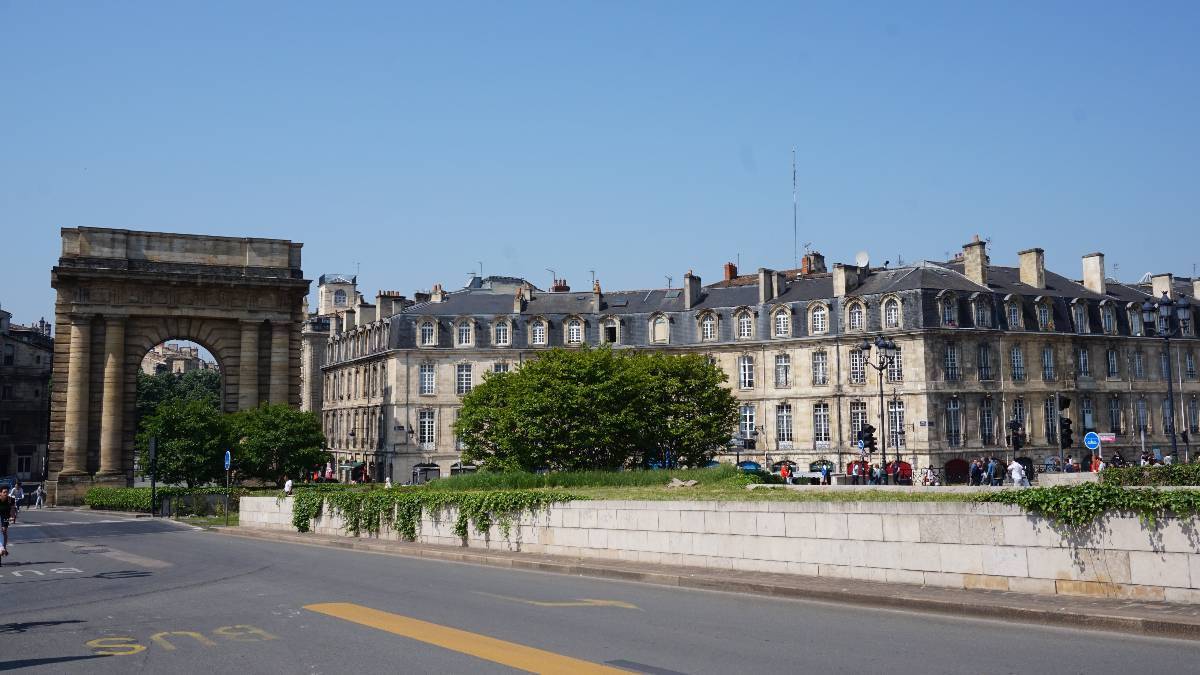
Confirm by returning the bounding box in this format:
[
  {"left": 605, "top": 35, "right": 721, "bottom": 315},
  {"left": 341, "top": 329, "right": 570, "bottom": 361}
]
[{"left": 854, "top": 251, "right": 870, "bottom": 268}]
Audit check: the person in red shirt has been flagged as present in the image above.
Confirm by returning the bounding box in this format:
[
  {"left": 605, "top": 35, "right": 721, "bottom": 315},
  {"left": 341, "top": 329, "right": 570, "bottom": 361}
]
[{"left": 780, "top": 463, "right": 792, "bottom": 485}]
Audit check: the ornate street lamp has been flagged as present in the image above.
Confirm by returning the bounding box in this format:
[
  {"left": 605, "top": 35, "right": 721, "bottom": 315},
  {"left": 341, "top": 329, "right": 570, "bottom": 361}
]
[
  {"left": 859, "top": 336, "right": 899, "bottom": 483},
  {"left": 1141, "top": 292, "right": 1192, "bottom": 459}
]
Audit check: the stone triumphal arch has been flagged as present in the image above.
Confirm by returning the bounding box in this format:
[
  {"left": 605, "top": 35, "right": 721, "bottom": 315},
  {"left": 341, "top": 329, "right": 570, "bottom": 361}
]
[{"left": 49, "top": 227, "right": 310, "bottom": 503}]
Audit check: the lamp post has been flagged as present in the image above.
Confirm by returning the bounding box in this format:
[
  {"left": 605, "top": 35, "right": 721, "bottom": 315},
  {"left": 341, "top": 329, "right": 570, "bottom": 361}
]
[
  {"left": 1141, "top": 292, "right": 1192, "bottom": 459},
  {"left": 859, "top": 336, "right": 898, "bottom": 484}
]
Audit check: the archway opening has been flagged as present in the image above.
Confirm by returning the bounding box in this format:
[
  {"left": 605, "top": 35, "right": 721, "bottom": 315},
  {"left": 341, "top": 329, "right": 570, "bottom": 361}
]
[{"left": 134, "top": 340, "right": 224, "bottom": 481}]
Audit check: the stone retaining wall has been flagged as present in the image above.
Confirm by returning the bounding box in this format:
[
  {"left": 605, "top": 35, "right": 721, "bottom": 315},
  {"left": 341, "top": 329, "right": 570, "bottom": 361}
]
[{"left": 240, "top": 497, "right": 1200, "bottom": 604}]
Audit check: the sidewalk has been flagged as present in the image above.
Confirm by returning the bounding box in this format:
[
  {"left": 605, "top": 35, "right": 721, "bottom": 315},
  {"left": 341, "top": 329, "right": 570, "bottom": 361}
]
[{"left": 214, "top": 526, "right": 1200, "bottom": 640}]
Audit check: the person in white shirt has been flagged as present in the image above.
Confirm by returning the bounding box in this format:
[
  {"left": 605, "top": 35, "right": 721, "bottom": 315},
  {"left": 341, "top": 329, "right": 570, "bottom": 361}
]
[
  {"left": 385, "top": 477, "right": 393, "bottom": 489},
  {"left": 1008, "top": 459, "right": 1030, "bottom": 487},
  {"left": 283, "top": 478, "right": 294, "bottom": 496}
]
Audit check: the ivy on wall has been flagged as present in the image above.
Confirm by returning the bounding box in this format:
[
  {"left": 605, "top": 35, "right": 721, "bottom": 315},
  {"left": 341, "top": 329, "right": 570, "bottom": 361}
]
[{"left": 977, "top": 483, "right": 1200, "bottom": 528}]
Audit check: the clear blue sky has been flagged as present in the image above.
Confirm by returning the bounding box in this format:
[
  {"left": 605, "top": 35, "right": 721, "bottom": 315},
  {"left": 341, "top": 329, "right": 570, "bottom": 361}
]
[{"left": 2, "top": 1, "right": 1198, "bottom": 327}]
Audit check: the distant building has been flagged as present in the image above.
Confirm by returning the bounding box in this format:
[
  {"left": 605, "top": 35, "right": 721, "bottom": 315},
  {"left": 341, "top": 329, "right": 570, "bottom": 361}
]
[
  {"left": 314, "top": 240, "right": 1200, "bottom": 485},
  {"left": 0, "top": 306, "right": 53, "bottom": 482},
  {"left": 140, "top": 342, "right": 219, "bottom": 375}
]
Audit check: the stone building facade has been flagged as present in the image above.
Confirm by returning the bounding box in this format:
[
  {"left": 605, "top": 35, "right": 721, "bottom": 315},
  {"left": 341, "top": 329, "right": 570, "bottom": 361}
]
[
  {"left": 139, "top": 341, "right": 219, "bottom": 375},
  {"left": 318, "top": 239, "right": 1200, "bottom": 483},
  {"left": 0, "top": 308, "right": 53, "bottom": 482}
]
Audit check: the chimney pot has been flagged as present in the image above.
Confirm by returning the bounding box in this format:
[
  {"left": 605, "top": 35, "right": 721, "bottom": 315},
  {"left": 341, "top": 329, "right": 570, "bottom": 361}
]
[{"left": 724, "top": 262, "right": 738, "bottom": 281}]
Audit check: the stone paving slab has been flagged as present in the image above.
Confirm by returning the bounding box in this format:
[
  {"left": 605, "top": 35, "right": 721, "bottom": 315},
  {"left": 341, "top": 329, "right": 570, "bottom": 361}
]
[{"left": 214, "top": 526, "right": 1200, "bottom": 640}]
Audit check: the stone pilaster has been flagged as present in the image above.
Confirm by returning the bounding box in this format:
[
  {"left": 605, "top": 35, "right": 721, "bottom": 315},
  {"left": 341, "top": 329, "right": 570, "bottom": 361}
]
[
  {"left": 270, "top": 321, "right": 290, "bottom": 404},
  {"left": 97, "top": 316, "right": 126, "bottom": 476},
  {"left": 61, "top": 315, "right": 92, "bottom": 476},
  {"left": 239, "top": 321, "right": 260, "bottom": 410}
]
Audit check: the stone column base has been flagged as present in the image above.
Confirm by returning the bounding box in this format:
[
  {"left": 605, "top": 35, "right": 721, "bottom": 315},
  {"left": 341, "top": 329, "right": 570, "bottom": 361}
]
[{"left": 49, "top": 474, "right": 129, "bottom": 506}]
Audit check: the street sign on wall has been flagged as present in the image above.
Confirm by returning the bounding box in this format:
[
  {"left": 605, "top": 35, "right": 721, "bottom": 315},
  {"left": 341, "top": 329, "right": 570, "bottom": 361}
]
[{"left": 1083, "top": 432, "right": 1101, "bottom": 451}]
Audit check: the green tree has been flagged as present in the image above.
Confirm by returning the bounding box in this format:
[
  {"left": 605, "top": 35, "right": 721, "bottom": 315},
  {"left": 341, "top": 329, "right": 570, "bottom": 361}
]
[
  {"left": 135, "top": 368, "right": 222, "bottom": 431},
  {"left": 455, "top": 348, "right": 736, "bottom": 471},
  {"left": 229, "top": 405, "right": 328, "bottom": 486},
  {"left": 633, "top": 353, "right": 739, "bottom": 468},
  {"left": 135, "top": 398, "right": 229, "bottom": 487}
]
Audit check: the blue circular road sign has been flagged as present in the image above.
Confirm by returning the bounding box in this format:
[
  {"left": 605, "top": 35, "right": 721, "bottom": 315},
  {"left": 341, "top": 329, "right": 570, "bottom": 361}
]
[
  {"left": 857, "top": 440, "right": 865, "bottom": 450},
  {"left": 1083, "top": 432, "right": 1101, "bottom": 451}
]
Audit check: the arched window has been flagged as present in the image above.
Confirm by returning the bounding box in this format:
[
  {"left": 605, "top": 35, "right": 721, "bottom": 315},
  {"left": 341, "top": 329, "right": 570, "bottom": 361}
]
[
  {"left": 974, "top": 301, "right": 991, "bottom": 328},
  {"left": 531, "top": 320, "right": 547, "bottom": 346},
  {"left": 1101, "top": 306, "right": 1116, "bottom": 334},
  {"left": 1007, "top": 302, "right": 1022, "bottom": 329},
  {"left": 1037, "top": 303, "right": 1051, "bottom": 331},
  {"left": 334, "top": 289, "right": 347, "bottom": 306},
  {"left": 773, "top": 310, "right": 790, "bottom": 337},
  {"left": 847, "top": 302, "right": 865, "bottom": 331},
  {"left": 810, "top": 305, "right": 828, "bottom": 334},
  {"left": 941, "top": 295, "right": 957, "bottom": 326},
  {"left": 567, "top": 318, "right": 584, "bottom": 345},
  {"left": 700, "top": 314, "right": 717, "bottom": 341},
  {"left": 493, "top": 320, "right": 510, "bottom": 346},
  {"left": 651, "top": 315, "right": 669, "bottom": 344},
  {"left": 1073, "top": 303, "right": 1088, "bottom": 334},
  {"left": 419, "top": 321, "right": 435, "bottom": 346},
  {"left": 737, "top": 312, "right": 754, "bottom": 339},
  {"left": 883, "top": 298, "right": 900, "bottom": 329},
  {"left": 456, "top": 321, "right": 473, "bottom": 346}
]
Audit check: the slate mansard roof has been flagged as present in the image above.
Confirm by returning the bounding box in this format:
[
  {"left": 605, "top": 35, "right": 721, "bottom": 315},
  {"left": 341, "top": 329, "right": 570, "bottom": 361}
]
[{"left": 372, "top": 255, "right": 1188, "bottom": 352}]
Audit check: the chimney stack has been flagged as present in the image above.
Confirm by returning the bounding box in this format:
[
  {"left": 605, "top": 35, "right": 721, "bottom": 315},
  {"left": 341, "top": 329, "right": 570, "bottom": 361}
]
[
  {"left": 1018, "top": 248, "right": 1046, "bottom": 289},
  {"left": 962, "top": 235, "right": 988, "bottom": 286},
  {"left": 1081, "top": 253, "right": 1106, "bottom": 295},
  {"left": 551, "top": 278, "right": 570, "bottom": 293},
  {"left": 683, "top": 271, "right": 702, "bottom": 309},
  {"left": 724, "top": 262, "right": 738, "bottom": 281},
  {"left": 758, "top": 268, "right": 774, "bottom": 304},
  {"left": 513, "top": 287, "right": 526, "bottom": 314},
  {"left": 1151, "top": 273, "right": 1175, "bottom": 300},
  {"left": 592, "top": 279, "right": 603, "bottom": 313},
  {"left": 774, "top": 271, "right": 787, "bottom": 299},
  {"left": 431, "top": 283, "right": 447, "bottom": 302},
  {"left": 800, "top": 251, "right": 827, "bottom": 275},
  {"left": 832, "top": 263, "right": 860, "bottom": 297}
]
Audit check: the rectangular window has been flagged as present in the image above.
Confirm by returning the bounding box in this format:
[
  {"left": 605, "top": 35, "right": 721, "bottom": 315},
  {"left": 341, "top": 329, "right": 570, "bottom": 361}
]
[
  {"left": 1161, "top": 350, "right": 1171, "bottom": 380},
  {"left": 887, "top": 346, "right": 903, "bottom": 382},
  {"left": 1077, "top": 347, "right": 1090, "bottom": 378},
  {"left": 774, "top": 354, "right": 791, "bottom": 388},
  {"left": 1163, "top": 398, "right": 1174, "bottom": 434},
  {"left": 739, "top": 404, "right": 756, "bottom": 440},
  {"left": 1109, "top": 397, "right": 1122, "bottom": 434},
  {"left": 850, "top": 401, "right": 867, "bottom": 439},
  {"left": 493, "top": 362, "right": 509, "bottom": 374},
  {"left": 776, "top": 404, "right": 793, "bottom": 443},
  {"left": 1073, "top": 304, "right": 1088, "bottom": 333},
  {"left": 942, "top": 300, "right": 956, "bottom": 326},
  {"left": 1134, "top": 351, "right": 1146, "bottom": 379},
  {"left": 944, "top": 343, "right": 960, "bottom": 381},
  {"left": 974, "top": 303, "right": 989, "bottom": 328},
  {"left": 420, "top": 322, "right": 435, "bottom": 345},
  {"left": 1107, "top": 349, "right": 1120, "bottom": 378},
  {"left": 1044, "top": 398, "right": 1058, "bottom": 444},
  {"left": 458, "top": 323, "right": 472, "bottom": 345},
  {"left": 739, "top": 355, "right": 755, "bottom": 389},
  {"left": 419, "top": 364, "right": 435, "bottom": 395},
  {"left": 977, "top": 344, "right": 993, "bottom": 380},
  {"left": 813, "top": 403, "right": 831, "bottom": 443},
  {"left": 1189, "top": 398, "right": 1199, "bottom": 433},
  {"left": 1041, "top": 345, "right": 1056, "bottom": 380},
  {"left": 494, "top": 322, "right": 510, "bottom": 346},
  {"left": 1102, "top": 308, "right": 1115, "bottom": 334},
  {"left": 456, "top": 363, "right": 473, "bottom": 395},
  {"left": 888, "top": 400, "right": 905, "bottom": 448},
  {"left": 1008, "top": 304, "right": 1021, "bottom": 329},
  {"left": 1037, "top": 305, "right": 1051, "bottom": 330},
  {"left": 1187, "top": 352, "right": 1197, "bottom": 379},
  {"left": 812, "top": 351, "right": 828, "bottom": 385},
  {"left": 1013, "top": 398, "right": 1026, "bottom": 428},
  {"left": 849, "top": 349, "right": 866, "bottom": 384},
  {"left": 532, "top": 322, "right": 546, "bottom": 345},
  {"left": 568, "top": 320, "right": 583, "bottom": 345},
  {"left": 1010, "top": 346, "right": 1025, "bottom": 381},
  {"left": 980, "top": 397, "right": 994, "bottom": 445},
  {"left": 701, "top": 316, "right": 717, "bottom": 341},
  {"left": 1081, "top": 396, "right": 1094, "bottom": 432},
  {"left": 2, "top": 345, "right": 13, "bottom": 366},
  {"left": 418, "top": 410, "right": 436, "bottom": 446},
  {"left": 1136, "top": 398, "right": 1148, "bottom": 432},
  {"left": 1130, "top": 311, "right": 1143, "bottom": 336},
  {"left": 946, "top": 399, "right": 962, "bottom": 447}
]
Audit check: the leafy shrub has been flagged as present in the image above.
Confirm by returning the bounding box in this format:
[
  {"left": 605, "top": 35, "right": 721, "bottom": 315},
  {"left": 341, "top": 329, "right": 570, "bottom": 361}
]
[
  {"left": 421, "top": 465, "right": 739, "bottom": 491},
  {"left": 977, "top": 482, "right": 1200, "bottom": 527},
  {"left": 1100, "top": 464, "right": 1200, "bottom": 487},
  {"left": 85, "top": 486, "right": 246, "bottom": 513}
]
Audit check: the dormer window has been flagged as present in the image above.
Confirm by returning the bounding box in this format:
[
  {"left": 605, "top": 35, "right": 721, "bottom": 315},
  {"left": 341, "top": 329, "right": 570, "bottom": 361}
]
[
  {"left": 531, "top": 320, "right": 547, "bottom": 346},
  {"left": 456, "top": 321, "right": 473, "bottom": 346},
  {"left": 810, "top": 304, "right": 828, "bottom": 335},
  {"left": 847, "top": 302, "right": 865, "bottom": 332},
  {"left": 1007, "top": 302, "right": 1022, "bottom": 329},
  {"left": 700, "top": 313, "right": 718, "bottom": 341},
  {"left": 1072, "top": 303, "right": 1088, "bottom": 334},
  {"left": 1037, "top": 303, "right": 1051, "bottom": 331},
  {"left": 419, "top": 321, "right": 436, "bottom": 346},
  {"left": 772, "top": 309, "right": 791, "bottom": 337},
  {"left": 941, "top": 294, "right": 957, "bottom": 327},
  {"left": 566, "top": 318, "right": 584, "bottom": 345},
  {"left": 651, "top": 315, "right": 670, "bottom": 344},
  {"left": 736, "top": 311, "right": 754, "bottom": 339},
  {"left": 973, "top": 301, "right": 991, "bottom": 328},
  {"left": 603, "top": 318, "right": 619, "bottom": 344},
  {"left": 1129, "top": 308, "right": 1143, "bottom": 336},
  {"left": 1102, "top": 306, "right": 1116, "bottom": 334},
  {"left": 493, "top": 320, "right": 510, "bottom": 346},
  {"left": 883, "top": 298, "right": 900, "bottom": 329}
]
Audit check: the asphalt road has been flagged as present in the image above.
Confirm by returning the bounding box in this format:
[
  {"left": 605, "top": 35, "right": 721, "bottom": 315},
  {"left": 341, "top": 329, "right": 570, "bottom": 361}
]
[{"left": 3, "top": 508, "right": 1199, "bottom": 674}]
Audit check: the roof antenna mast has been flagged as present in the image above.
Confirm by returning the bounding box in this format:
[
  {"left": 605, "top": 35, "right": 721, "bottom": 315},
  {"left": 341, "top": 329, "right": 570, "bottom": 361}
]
[{"left": 792, "top": 147, "right": 798, "bottom": 272}]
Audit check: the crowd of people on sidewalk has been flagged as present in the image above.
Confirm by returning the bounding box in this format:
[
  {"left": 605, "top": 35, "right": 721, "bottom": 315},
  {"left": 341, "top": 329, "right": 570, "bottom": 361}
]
[{"left": 967, "top": 457, "right": 1030, "bottom": 487}]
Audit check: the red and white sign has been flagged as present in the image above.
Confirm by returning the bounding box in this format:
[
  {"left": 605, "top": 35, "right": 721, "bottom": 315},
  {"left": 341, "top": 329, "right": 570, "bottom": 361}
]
[{"left": 1098, "top": 433, "right": 1117, "bottom": 444}]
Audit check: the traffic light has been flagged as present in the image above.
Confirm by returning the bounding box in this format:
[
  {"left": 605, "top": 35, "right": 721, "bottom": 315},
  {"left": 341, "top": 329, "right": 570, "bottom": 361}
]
[
  {"left": 860, "top": 424, "right": 877, "bottom": 453},
  {"left": 1059, "top": 417, "right": 1074, "bottom": 450}
]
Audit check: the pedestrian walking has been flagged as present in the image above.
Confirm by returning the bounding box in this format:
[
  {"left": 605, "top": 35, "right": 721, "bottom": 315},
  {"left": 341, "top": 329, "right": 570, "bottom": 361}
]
[
  {"left": 283, "top": 477, "right": 294, "bottom": 496},
  {"left": 0, "top": 484, "right": 16, "bottom": 561},
  {"left": 820, "top": 463, "right": 831, "bottom": 485},
  {"left": 34, "top": 484, "right": 45, "bottom": 509},
  {"left": 780, "top": 463, "right": 792, "bottom": 485},
  {"left": 1008, "top": 458, "right": 1030, "bottom": 487}
]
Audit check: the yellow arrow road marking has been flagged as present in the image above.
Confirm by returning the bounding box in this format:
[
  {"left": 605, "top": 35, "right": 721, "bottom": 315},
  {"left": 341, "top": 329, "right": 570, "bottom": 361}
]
[
  {"left": 474, "top": 591, "right": 641, "bottom": 610},
  {"left": 304, "top": 602, "right": 630, "bottom": 674}
]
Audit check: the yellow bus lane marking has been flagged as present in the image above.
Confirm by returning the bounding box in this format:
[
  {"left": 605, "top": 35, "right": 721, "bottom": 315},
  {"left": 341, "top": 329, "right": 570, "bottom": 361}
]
[
  {"left": 304, "top": 602, "right": 630, "bottom": 674},
  {"left": 474, "top": 591, "right": 641, "bottom": 610}
]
